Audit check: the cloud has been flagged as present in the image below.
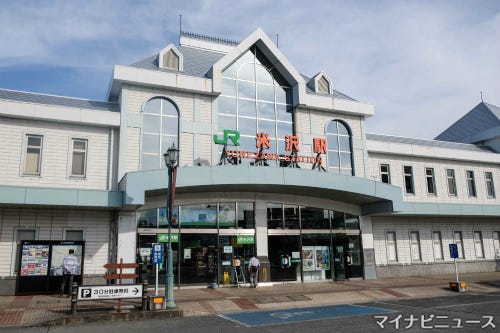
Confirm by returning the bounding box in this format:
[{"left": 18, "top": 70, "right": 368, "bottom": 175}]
[{"left": 0, "top": 0, "right": 498, "bottom": 138}]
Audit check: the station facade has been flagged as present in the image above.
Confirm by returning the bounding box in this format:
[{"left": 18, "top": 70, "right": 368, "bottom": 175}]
[{"left": 0, "top": 28, "right": 498, "bottom": 294}]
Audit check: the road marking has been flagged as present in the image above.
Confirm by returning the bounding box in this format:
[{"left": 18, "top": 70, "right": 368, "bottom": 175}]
[
  {"left": 220, "top": 304, "right": 393, "bottom": 327},
  {"left": 434, "top": 300, "right": 500, "bottom": 309}
]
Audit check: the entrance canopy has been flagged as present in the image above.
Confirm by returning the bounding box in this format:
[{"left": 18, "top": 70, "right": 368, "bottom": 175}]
[{"left": 120, "top": 166, "right": 403, "bottom": 215}]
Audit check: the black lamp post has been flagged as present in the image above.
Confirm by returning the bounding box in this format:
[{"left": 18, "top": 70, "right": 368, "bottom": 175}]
[{"left": 163, "top": 143, "right": 179, "bottom": 308}]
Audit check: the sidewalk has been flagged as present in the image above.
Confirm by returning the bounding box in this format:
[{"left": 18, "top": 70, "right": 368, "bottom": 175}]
[{"left": 1, "top": 272, "right": 499, "bottom": 327}]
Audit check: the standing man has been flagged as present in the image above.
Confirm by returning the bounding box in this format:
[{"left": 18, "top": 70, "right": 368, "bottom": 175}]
[
  {"left": 60, "top": 249, "right": 79, "bottom": 297},
  {"left": 247, "top": 255, "right": 260, "bottom": 288}
]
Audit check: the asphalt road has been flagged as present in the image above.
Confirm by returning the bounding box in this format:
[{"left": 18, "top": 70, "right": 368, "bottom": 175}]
[{"left": 3, "top": 291, "right": 499, "bottom": 332}]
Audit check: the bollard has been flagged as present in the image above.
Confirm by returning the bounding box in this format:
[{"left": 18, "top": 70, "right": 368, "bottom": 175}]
[
  {"left": 71, "top": 282, "right": 78, "bottom": 315},
  {"left": 142, "top": 281, "right": 148, "bottom": 311}
]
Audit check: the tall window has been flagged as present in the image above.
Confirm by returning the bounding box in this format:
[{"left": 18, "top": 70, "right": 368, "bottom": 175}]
[
  {"left": 70, "top": 139, "right": 87, "bottom": 177},
  {"left": 410, "top": 231, "right": 421, "bottom": 261},
  {"left": 473, "top": 231, "right": 484, "bottom": 258},
  {"left": 446, "top": 169, "right": 457, "bottom": 196},
  {"left": 432, "top": 231, "right": 443, "bottom": 260},
  {"left": 24, "top": 135, "right": 43, "bottom": 175},
  {"left": 386, "top": 231, "right": 398, "bottom": 262},
  {"left": 493, "top": 231, "right": 500, "bottom": 259},
  {"left": 404, "top": 166, "right": 414, "bottom": 194},
  {"left": 326, "top": 120, "right": 353, "bottom": 175},
  {"left": 425, "top": 167, "right": 436, "bottom": 194},
  {"left": 141, "top": 98, "right": 179, "bottom": 170},
  {"left": 453, "top": 231, "right": 464, "bottom": 259},
  {"left": 485, "top": 172, "right": 495, "bottom": 198},
  {"left": 380, "top": 164, "right": 391, "bottom": 184},
  {"left": 219, "top": 47, "right": 293, "bottom": 166},
  {"left": 466, "top": 170, "right": 477, "bottom": 197}
]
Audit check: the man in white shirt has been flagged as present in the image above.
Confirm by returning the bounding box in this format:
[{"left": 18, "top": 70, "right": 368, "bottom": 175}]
[
  {"left": 60, "top": 249, "right": 79, "bottom": 297},
  {"left": 247, "top": 255, "right": 260, "bottom": 288}
]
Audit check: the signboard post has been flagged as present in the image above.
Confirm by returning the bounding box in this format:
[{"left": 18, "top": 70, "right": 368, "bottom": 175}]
[
  {"left": 448, "top": 243, "right": 466, "bottom": 292},
  {"left": 152, "top": 243, "right": 163, "bottom": 296}
]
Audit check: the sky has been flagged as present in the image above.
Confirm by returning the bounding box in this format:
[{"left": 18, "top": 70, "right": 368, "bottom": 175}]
[{"left": 0, "top": 0, "right": 499, "bottom": 139}]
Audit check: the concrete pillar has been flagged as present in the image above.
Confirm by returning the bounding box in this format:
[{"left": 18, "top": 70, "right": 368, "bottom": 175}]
[
  {"left": 254, "top": 198, "right": 270, "bottom": 283},
  {"left": 360, "top": 215, "right": 377, "bottom": 279},
  {"left": 116, "top": 211, "right": 137, "bottom": 282}
]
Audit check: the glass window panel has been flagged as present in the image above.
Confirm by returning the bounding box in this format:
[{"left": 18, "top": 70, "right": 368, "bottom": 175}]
[
  {"left": 238, "top": 136, "right": 256, "bottom": 152},
  {"left": 277, "top": 140, "right": 287, "bottom": 155},
  {"left": 238, "top": 117, "right": 256, "bottom": 136},
  {"left": 25, "top": 150, "right": 41, "bottom": 174},
  {"left": 276, "top": 104, "right": 291, "bottom": 121},
  {"left": 27, "top": 136, "right": 42, "bottom": 146},
  {"left": 345, "top": 214, "right": 359, "bottom": 230},
  {"left": 73, "top": 141, "right": 86, "bottom": 150},
  {"left": 327, "top": 135, "right": 339, "bottom": 150},
  {"left": 255, "top": 64, "right": 274, "bottom": 84},
  {"left": 142, "top": 134, "right": 160, "bottom": 153},
  {"left": 275, "top": 87, "right": 287, "bottom": 104},
  {"left": 339, "top": 136, "right": 350, "bottom": 151},
  {"left": 161, "top": 100, "right": 178, "bottom": 117},
  {"left": 180, "top": 204, "right": 217, "bottom": 228},
  {"left": 238, "top": 99, "right": 256, "bottom": 118},
  {"left": 65, "top": 230, "right": 84, "bottom": 241},
  {"left": 162, "top": 116, "right": 178, "bottom": 134},
  {"left": 141, "top": 154, "right": 159, "bottom": 171},
  {"left": 161, "top": 135, "right": 177, "bottom": 154},
  {"left": 257, "top": 83, "right": 275, "bottom": 102},
  {"left": 328, "top": 152, "right": 340, "bottom": 168},
  {"left": 137, "top": 209, "right": 158, "bottom": 228},
  {"left": 71, "top": 152, "right": 85, "bottom": 176},
  {"left": 267, "top": 203, "right": 283, "bottom": 229},
  {"left": 301, "top": 207, "right": 330, "bottom": 229},
  {"left": 284, "top": 204, "right": 299, "bottom": 229},
  {"left": 257, "top": 101, "right": 275, "bottom": 120},
  {"left": 222, "top": 78, "right": 237, "bottom": 97},
  {"left": 238, "top": 63, "right": 255, "bottom": 81},
  {"left": 218, "top": 96, "right": 236, "bottom": 115},
  {"left": 340, "top": 152, "right": 352, "bottom": 168},
  {"left": 258, "top": 119, "right": 276, "bottom": 138},
  {"left": 332, "top": 211, "right": 345, "bottom": 229},
  {"left": 277, "top": 122, "right": 293, "bottom": 139},
  {"left": 144, "top": 98, "right": 161, "bottom": 114},
  {"left": 338, "top": 123, "right": 349, "bottom": 136},
  {"left": 218, "top": 203, "right": 236, "bottom": 228},
  {"left": 326, "top": 121, "right": 338, "bottom": 134},
  {"left": 239, "top": 50, "right": 255, "bottom": 64},
  {"left": 159, "top": 206, "right": 179, "bottom": 227},
  {"left": 237, "top": 81, "right": 255, "bottom": 99},
  {"left": 143, "top": 114, "right": 160, "bottom": 133},
  {"left": 237, "top": 202, "right": 254, "bottom": 228},
  {"left": 340, "top": 168, "right": 352, "bottom": 175},
  {"left": 219, "top": 115, "right": 236, "bottom": 131},
  {"left": 222, "top": 62, "right": 238, "bottom": 79}
]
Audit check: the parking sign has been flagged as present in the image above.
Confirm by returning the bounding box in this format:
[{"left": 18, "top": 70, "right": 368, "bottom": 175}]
[{"left": 152, "top": 243, "right": 163, "bottom": 264}]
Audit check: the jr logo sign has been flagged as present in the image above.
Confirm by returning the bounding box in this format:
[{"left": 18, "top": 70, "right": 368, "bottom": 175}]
[{"left": 213, "top": 129, "right": 240, "bottom": 146}]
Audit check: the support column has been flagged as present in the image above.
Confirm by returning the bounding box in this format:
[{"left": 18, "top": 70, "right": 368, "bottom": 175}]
[
  {"left": 116, "top": 211, "right": 137, "bottom": 283},
  {"left": 360, "top": 215, "right": 377, "bottom": 279},
  {"left": 254, "top": 198, "right": 270, "bottom": 283}
]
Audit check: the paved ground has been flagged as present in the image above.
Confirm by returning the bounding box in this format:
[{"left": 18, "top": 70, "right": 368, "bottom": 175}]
[{"left": 0, "top": 272, "right": 499, "bottom": 327}]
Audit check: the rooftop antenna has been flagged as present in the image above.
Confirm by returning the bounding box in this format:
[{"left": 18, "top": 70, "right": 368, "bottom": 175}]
[
  {"left": 179, "top": 14, "right": 182, "bottom": 43},
  {"left": 276, "top": 34, "right": 279, "bottom": 48},
  {"left": 480, "top": 91, "right": 483, "bottom": 102}
]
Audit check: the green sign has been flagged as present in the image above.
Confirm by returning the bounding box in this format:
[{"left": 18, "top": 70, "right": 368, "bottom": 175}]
[
  {"left": 157, "top": 233, "right": 179, "bottom": 243},
  {"left": 237, "top": 235, "right": 255, "bottom": 245}
]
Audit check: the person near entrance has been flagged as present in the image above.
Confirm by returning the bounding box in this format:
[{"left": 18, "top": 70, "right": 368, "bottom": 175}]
[
  {"left": 344, "top": 251, "right": 352, "bottom": 280},
  {"left": 247, "top": 255, "right": 260, "bottom": 288},
  {"left": 60, "top": 249, "right": 79, "bottom": 297}
]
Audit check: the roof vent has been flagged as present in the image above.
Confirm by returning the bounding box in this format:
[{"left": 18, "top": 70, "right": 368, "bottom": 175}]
[
  {"left": 310, "top": 71, "right": 333, "bottom": 95},
  {"left": 159, "top": 44, "right": 183, "bottom": 71}
]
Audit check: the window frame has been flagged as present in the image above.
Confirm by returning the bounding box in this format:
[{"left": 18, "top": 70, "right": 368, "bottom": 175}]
[
  {"left": 403, "top": 165, "right": 415, "bottom": 194},
  {"left": 446, "top": 169, "right": 457, "bottom": 196},
  {"left": 11, "top": 227, "right": 39, "bottom": 275},
  {"left": 64, "top": 229, "right": 85, "bottom": 241},
  {"left": 425, "top": 167, "right": 436, "bottom": 195},
  {"left": 386, "top": 231, "right": 398, "bottom": 263},
  {"left": 473, "top": 231, "right": 484, "bottom": 259},
  {"left": 409, "top": 231, "right": 422, "bottom": 262},
  {"left": 69, "top": 138, "right": 88, "bottom": 178},
  {"left": 466, "top": 170, "right": 477, "bottom": 197},
  {"left": 453, "top": 231, "right": 465, "bottom": 259},
  {"left": 326, "top": 120, "right": 354, "bottom": 176},
  {"left": 485, "top": 172, "right": 495, "bottom": 198},
  {"left": 380, "top": 164, "right": 391, "bottom": 184},
  {"left": 493, "top": 231, "right": 500, "bottom": 259},
  {"left": 432, "top": 231, "right": 443, "bottom": 260},
  {"left": 23, "top": 134, "right": 43, "bottom": 176}
]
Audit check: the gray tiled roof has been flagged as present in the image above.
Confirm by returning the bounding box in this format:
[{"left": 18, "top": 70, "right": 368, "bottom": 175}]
[
  {"left": 435, "top": 102, "right": 500, "bottom": 143},
  {"left": 367, "top": 133, "right": 492, "bottom": 153},
  {"left": 129, "top": 46, "right": 225, "bottom": 78},
  {"left": 130, "top": 47, "right": 356, "bottom": 101},
  {"left": 0, "top": 88, "right": 119, "bottom": 112}
]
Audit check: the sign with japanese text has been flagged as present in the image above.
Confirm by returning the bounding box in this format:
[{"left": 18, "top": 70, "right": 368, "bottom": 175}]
[
  {"left": 237, "top": 235, "right": 255, "bottom": 245},
  {"left": 152, "top": 243, "right": 163, "bottom": 264},
  {"left": 449, "top": 244, "right": 459, "bottom": 259},
  {"left": 77, "top": 285, "right": 142, "bottom": 300},
  {"left": 157, "top": 233, "right": 179, "bottom": 243}
]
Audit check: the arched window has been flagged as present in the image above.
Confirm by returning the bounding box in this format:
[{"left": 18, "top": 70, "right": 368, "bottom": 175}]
[
  {"left": 326, "top": 120, "right": 353, "bottom": 175},
  {"left": 217, "top": 46, "right": 293, "bottom": 166},
  {"left": 141, "top": 97, "right": 179, "bottom": 170}
]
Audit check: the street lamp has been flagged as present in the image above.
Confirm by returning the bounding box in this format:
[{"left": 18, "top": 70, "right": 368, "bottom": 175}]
[{"left": 163, "top": 143, "right": 179, "bottom": 308}]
